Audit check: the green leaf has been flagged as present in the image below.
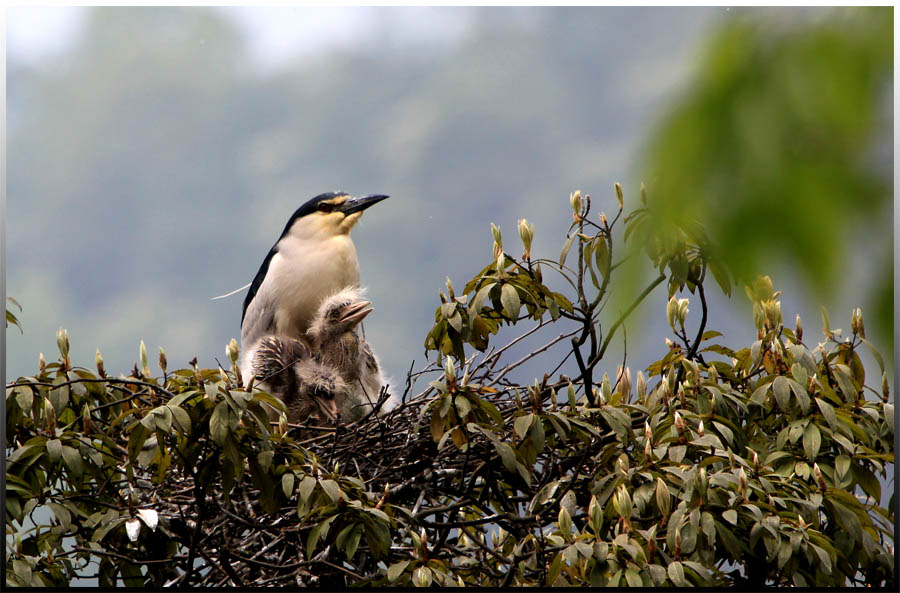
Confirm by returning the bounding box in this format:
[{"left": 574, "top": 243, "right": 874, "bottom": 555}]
[
  {"left": 722, "top": 509, "right": 737, "bottom": 526},
  {"left": 514, "top": 413, "right": 534, "bottom": 439},
  {"left": 61, "top": 446, "right": 83, "bottom": 478},
  {"left": 387, "top": 560, "right": 410, "bottom": 582},
  {"left": 282, "top": 473, "right": 295, "bottom": 498},
  {"left": 319, "top": 479, "right": 341, "bottom": 503},
  {"left": 210, "top": 401, "right": 231, "bottom": 446},
  {"left": 306, "top": 516, "right": 336, "bottom": 558},
  {"left": 667, "top": 561, "right": 687, "bottom": 586},
  {"left": 470, "top": 283, "right": 495, "bottom": 314},
  {"left": 815, "top": 397, "right": 838, "bottom": 430},
  {"left": 298, "top": 476, "right": 317, "bottom": 504},
  {"left": 559, "top": 234, "right": 574, "bottom": 267},
  {"left": 500, "top": 283, "right": 521, "bottom": 318},
  {"left": 772, "top": 376, "right": 791, "bottom": 410},
  {"left": 802, "top": 423, "right": 821, "bottom": 460},
  {"left": 46, "top": 438, "right": 62, "bottom": 463}
]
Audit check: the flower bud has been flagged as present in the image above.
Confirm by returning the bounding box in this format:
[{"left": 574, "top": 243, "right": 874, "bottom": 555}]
[
  {"left": 697, "top": 420, "right": 705, "bottom": 436},
  {"left": 644, "top": 421, "right": 653, "bottom": 444},
  {"left": 600, "top": 373, "right": 612, "bottom": 402},
  {"left": 615, "top": 182, "right": 624, "bottom": 210},
  {"left": 616, "top": 366, "right": 632, "bottom": 399},
  {"left": 140, "top": 340, "right": 150, "bottom": 378},
  {"left": 56, "top": 328, "right": 69, "bottom": 358},
  {"left": 496, "top": 252, "right": 506, "bottom": 274},
  {"left": 795, "top": 314, "right": 803, "bottom": 342},
  {"left": 277, "top": 411, "right": 288, "bottom": 435},
  {"left": 813, "top": 462, "right": 827, "bottom": 492},
  {"left": 444, "top": 357, "right": 456, "bottom": 382},
  {"left": 764, "top": 299, "right": 781, "bottom": 330},
  {"left": 95, "top": 349, "right": 106, "bottom": 378},
  {"left": 666, "top": 296, "right": 679, "bottom": 330},
  {"left": 82, "top": 404, "right": 93, "bottom": 435},
  {"left": 226, "top": 339, "right": 239, "bottom": 366},
  {"left": 600, "top": 212, "right": 608, "bottom": 227},
  {"left": 39, "top": 352, "right": 47, "bottom": 372},
  {"left": 752, "top": 449, "right": 760, "bottom": 473},
  {"left": 558, "top": 506, "right": 573, "bottom": 538},
  {"left": 674, "top": 410, "right": 685, "bottom": 435},
  {"left": 738, "top": 467, "right": 748, "bottom": 498},
  {"left": 517, "top": 218, "right": 534, "bottom": 259},
  {"left": 567, "top": 381, "right": 577, "bottom": 410},
  {"left": 882, "top": 372, "right": 890, "bottom": 402},
  {"left": 158, "top": 347, "right": 168, "bottom": 374},
  {"left": 490, "top": 223, "right": 502, "bottom": 246},
  {"left": 636, "top": 371, "right": 647, "bottom": 401},
  {"left": 44, "top": 397, "right": 56, "bottom": 431},
  {"left": 569, "top": 190, "right": 583, "bottom": 217},
  {"left": 644, "top": 437, "right": 652, "bottom": 457},
  {"left": 697, "top": 466, "right": 708, "bottom": 494}
]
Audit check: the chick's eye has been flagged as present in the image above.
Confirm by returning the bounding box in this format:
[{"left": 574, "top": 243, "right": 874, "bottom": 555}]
[
  {"left": 317, "top": 202, "right": 335, "bottom": 213},
  {"left": 329, "top": 310, "right": 341, "bottom": 319}
]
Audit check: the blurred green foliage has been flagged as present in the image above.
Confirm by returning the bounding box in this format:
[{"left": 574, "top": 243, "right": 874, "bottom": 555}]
[{"left": 644, "top": 7, "right": 893, "bottom": 352}]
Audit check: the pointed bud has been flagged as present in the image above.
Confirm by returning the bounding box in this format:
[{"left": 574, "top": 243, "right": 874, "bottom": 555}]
[
  {"left": 44, "top": 398, "right": 56, "bottom": 431},
  {"left": 496, "top": 252, "right": 506, "bottom": 274},
  {"left": 589, "top": 495, "right": 603, "bottom": 534},
  {"left": 667, "top": 296, "right": 679, "bottom": 330},
  {"left": 558, "top": 506, "right": 573, "bottom": 538},
  {"left": 616, "top": 366, "right": 632, "bottom": 399},
  {"left": 569, "top": 190, "right": 583, "bottom": 217},
  {"left": 56, "top": 328, "right": 69, "bottom": 358},
  {"left": 614, "top": 182, "right": 624, "bottom": 210},
  {"left": 82, "top": 405, "right": 93, "bottom": 435},
  {"left": 674, "top": 410, "right": 685, "bottom": 436},
  {"left": 600, "top": 212, "right": 608, "bottom": 227},
  {"left": 644, "top": 421, "right": 653, "bottom": 444},
  {"left": 882, "top": 372, "right": 889, "bottom": 402},
  {"left": 738, "top": 467, "right": 748, "bottom": 498},
  {"left": 752, "top": 450, "right": 760, "bottom": 473},
  {"left": 567, "top": 381, "right": 577, "bottom": 410},
  {"left": 665, "top": 337, "right": 675, "bottom": 349},
  {"left": 490, "top": 223, "right": 502, "bottom": 246},
  {"left": 644, "top": 437, "right": 653, "bottom": 457},
  {"left": 444, "top": 357, "right": 456, "bottom": 382},
  {"left": 95, "top": 349, "right": 106, "bottom": 378},
  {"left": 226, "top": 339, "right": 239, "bottom": 366},
  {"left": 277, "top": 411, "right": 288, "bottom": 435},
  {"left": 697, "top": 420, "right": 704, "bottom": 436},
  {"left": 698, "top": 466, "right": 708, "bottom": 494},
  {"left": 158, "top": 347, "right": 168, "bottom": 374},
  {"left": 518, "top": 218, "right": 534, "bottom": 259},
  {"left": 140, "top": 341, "right": 150, "bottom": 378},
  {"left": 636, "top": 371, "right": 647, "bottom": 401},
  {"left": 39, "top": 352, "right": 47, "bottom": 372},
  {"left": 445, "top": 276, "right": 455, "bottom": 300},
  {"left": 813, "top": 462, "right": 827, "bottom": 492},
  {"left": 795, "top": 315, "right": 803, "bottom": 342}
]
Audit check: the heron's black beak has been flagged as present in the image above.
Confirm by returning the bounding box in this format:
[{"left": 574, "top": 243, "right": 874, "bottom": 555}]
[{"left": 339, "top": 194, "right": 389, "bottom": 215}]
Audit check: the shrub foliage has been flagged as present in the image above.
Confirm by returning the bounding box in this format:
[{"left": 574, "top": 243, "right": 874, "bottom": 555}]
[{"left": 5, "top": 186, "right": 895, "bottom": 587}]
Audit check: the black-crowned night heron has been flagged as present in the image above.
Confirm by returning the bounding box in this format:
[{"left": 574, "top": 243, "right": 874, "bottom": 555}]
[
  {"left": 307, "top": 286, "right": 397, "bottom": 421},
  {"left": 250, "top": 335, "right": 345, "bottom": 425},
  {"left": 238, "top": 192, "right": 388, "bottom": 378}
]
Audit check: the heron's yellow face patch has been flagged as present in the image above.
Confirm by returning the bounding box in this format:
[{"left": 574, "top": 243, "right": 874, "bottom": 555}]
[{"left": 289, "top": 194, "right": 363, "bottom": 240}]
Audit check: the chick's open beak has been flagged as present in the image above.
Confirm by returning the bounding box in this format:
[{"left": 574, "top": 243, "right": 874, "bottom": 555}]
[
  {"left": 339, "top": 301, "right": 374, "bottom": 325},
  {"left": 313, "top": 396, "right": 340, "bottom": 424}
]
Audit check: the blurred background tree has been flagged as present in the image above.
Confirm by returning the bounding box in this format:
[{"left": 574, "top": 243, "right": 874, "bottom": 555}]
[{"left": 643, "top": 6, "right": 892, "bottom": 355}]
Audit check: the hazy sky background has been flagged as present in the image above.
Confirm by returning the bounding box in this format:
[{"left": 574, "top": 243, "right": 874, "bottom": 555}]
[{"left": 5, "top": 6, "right": 888, "bottom": 404}]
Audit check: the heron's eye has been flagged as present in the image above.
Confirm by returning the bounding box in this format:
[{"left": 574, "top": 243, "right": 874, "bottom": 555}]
[
  {"left": 329, "top": 309, "right": 341, "bottom": 319},
  {"left": 317, "top": 202, "right": 335, "bottom": 213}
]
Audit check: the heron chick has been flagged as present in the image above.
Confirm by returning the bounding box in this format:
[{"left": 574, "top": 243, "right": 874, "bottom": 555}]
[
  {"left": 308, "top": 286, "right": 397, "bottom": 421},
  {"left": 250, "top": 335, "right": 345, "bottom": 426}
]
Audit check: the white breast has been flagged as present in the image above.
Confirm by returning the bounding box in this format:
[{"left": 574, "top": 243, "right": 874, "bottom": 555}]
[{"left": 268, "top": 234, "right": 361, "bottom": 339}]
